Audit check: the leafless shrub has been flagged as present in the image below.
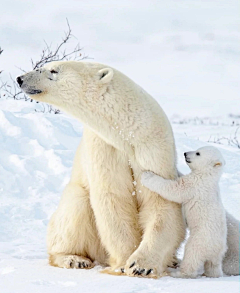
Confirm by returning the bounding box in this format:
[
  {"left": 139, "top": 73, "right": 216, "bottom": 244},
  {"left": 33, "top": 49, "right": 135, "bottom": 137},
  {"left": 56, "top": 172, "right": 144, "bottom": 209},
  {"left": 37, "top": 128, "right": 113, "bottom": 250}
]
[
  {"left": 0, "top": 20, "right": 87, "bottom": 113},
  {"left": 172, "top": 117, "right": 219, "bottom": 126},
  {"left": 229, "top": 113, "right": 240, "bottom": 119},
  {"left": 171, "top": 116, "right": 240, "bottom": 127},
  {"left": 208, "top": 127, "right": 240, "bottom": 149}
]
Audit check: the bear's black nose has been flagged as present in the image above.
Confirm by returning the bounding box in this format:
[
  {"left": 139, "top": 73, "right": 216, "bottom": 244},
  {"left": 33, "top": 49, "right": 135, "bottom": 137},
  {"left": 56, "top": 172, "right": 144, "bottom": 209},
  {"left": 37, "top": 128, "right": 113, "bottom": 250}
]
[
  {"left": 16, "top": 76, "right": 23, "bottom": 87},
  {"left": 184, "top": 152, "right": 187, "bottom": 157}
]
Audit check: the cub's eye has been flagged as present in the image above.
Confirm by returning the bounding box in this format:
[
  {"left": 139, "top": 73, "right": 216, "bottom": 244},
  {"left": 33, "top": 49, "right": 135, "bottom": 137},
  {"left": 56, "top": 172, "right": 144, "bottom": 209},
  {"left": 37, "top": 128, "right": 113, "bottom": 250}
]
[
  {"left": 196, "top": 152, "right": 200, "bottom": 156},
  {"left": 50, "top": 70, "right": 58, "bottom": 74}
]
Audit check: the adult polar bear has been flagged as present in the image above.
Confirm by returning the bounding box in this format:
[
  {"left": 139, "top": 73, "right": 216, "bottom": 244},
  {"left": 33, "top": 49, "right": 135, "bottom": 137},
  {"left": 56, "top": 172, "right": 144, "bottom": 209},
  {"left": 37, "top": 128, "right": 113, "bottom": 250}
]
[{"left": 17, "top": 61, "right": 185, "bottom": 277}]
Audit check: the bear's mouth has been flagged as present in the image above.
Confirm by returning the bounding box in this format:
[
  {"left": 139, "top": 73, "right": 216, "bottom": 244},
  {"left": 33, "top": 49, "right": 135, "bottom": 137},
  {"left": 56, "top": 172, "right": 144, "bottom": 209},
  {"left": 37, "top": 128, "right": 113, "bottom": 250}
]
[
  {"left": 185, "top": 158, "right": 191, "bottom": 163},
  {"left": 26, "top": 89, "right": 43, "bottom": 95},
  {"left": 21, "top": 86, "right": 43, "bottom": 95}
]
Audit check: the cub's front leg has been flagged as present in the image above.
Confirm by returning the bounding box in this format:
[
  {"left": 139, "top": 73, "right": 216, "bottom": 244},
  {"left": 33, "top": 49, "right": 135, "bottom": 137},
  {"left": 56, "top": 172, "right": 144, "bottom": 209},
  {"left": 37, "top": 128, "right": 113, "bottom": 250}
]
[{"left": 141, "top": 171, "right": 193, "bottom": 204}]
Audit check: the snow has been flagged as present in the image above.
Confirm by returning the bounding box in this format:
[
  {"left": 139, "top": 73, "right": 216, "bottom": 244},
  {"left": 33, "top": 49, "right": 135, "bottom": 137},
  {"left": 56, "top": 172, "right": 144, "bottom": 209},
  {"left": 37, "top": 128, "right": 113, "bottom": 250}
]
[
  {"left": 1, "top": 0, "right": 239, "bottom": 292},
  {"left": 0, "top": 100, "right": 239, "bottom": 293}
]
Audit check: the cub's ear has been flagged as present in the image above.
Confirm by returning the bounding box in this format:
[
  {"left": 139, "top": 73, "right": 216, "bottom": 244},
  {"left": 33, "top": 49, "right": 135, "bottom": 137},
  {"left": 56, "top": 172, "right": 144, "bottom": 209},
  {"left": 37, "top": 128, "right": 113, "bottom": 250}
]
[
  {"left": 213, "top": 162, "right": 222, "bottom": 167},
  {"left": 98, "top": 68, "right": 114, "bottom": 84}
]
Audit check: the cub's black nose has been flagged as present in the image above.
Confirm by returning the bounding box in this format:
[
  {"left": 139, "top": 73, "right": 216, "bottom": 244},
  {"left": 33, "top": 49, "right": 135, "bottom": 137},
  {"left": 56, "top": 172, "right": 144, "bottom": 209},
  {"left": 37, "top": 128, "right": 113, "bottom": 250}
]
[
  {"left": 184, "top": 152, "right": 187, "bottom": 157},
  {"left": 16, "top": 76, "right": 23, "bottom": 87}
]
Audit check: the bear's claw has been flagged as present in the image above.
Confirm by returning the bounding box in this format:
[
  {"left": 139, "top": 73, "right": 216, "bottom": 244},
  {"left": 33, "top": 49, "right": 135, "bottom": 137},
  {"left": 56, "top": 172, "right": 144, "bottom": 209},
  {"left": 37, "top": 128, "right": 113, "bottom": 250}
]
[
  {"left": 133, "top": 268, "right": 146, "bottom": 275},
  {"left": 78, "top": 262, "right": 89, "bottom": 268},
  {"left": 63, "top": 255, "right": 93, "bottom": 269},
  {"left": 129, "top": 262, "right": 135, "bottom": 268},
  {"left": 146, "top": 269, "right": 153, "bottom": 275}
]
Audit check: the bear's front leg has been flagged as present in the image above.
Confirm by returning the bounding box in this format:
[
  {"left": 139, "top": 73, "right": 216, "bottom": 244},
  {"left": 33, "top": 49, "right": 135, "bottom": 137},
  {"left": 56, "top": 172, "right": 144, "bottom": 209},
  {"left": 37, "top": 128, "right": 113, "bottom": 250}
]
[
  {"left": 125, "top": 146, "right": 185, "bottom": 278},
  {"left": 86, "top": 130, "right": 141, "bottom": 271},
  {"left": 125, "top": 194, "right": 184, "bottom": 278}
]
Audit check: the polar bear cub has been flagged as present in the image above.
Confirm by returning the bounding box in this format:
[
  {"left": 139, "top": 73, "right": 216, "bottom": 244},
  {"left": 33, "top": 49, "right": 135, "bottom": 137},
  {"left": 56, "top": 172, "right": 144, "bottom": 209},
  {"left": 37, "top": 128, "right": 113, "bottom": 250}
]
[{"left": 141, "top": 146, "right": 227, "bottom": 278}]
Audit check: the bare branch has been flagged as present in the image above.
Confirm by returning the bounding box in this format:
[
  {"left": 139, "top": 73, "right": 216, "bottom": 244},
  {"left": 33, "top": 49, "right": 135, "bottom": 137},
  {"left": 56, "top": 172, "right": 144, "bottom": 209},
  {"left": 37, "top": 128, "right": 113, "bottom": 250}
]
[{"left": 35, "top": 103, "right": 60, "bottom": 114}]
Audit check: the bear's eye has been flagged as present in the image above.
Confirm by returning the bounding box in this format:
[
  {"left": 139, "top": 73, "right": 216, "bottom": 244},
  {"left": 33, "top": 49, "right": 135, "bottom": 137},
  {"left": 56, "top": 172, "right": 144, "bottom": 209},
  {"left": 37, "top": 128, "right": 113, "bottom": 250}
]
[
  {"left": 50, "top": 70, "right": 58, "bottom": 74},
  {"left": 196, "top": 152, "right": 200, "bottom": 156}
]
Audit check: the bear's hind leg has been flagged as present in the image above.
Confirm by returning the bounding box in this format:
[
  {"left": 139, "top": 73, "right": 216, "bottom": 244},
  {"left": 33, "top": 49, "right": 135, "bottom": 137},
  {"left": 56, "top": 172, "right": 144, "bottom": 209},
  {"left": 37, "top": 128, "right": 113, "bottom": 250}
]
[
  {"left": 173, "top": 237, "right": 205, "bottom": 278},
  {"left": 47, "top": 182, "right": 107, "bottom": 268},
  {"left": 204, "top": 259, "right": 223, "bottom": 278}
]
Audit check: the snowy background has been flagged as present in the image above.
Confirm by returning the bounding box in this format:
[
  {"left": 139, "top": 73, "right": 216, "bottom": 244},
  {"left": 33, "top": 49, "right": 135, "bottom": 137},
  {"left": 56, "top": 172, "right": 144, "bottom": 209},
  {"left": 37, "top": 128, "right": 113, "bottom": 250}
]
[{"left": 0, "top": 1, "right": 239, "bottom": 293}]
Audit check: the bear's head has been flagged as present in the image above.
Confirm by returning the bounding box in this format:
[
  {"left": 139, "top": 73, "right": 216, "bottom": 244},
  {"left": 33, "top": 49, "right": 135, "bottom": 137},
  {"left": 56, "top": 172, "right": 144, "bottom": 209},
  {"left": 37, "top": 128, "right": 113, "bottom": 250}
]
[
  {"left": 16, "top": 61, "right": 141, "bottom": 154},
  {"left": 15, "top": 60, "right": 171, "bottom": 157},
  {"left": 16, "top": 61, "right": 114, "bottom": 112},
  {"left": 184, "top": 146, "right": 226, "bottom": 174}
]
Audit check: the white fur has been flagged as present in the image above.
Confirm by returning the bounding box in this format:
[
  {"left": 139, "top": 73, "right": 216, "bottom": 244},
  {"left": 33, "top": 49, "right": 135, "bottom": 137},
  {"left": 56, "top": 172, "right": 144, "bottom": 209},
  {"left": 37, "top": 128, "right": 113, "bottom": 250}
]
[
  {"left": 223, "top": 212, "right": 239, "bottom": 275},
  {"left": 17, "top": 61, "right": 185, "bottom": 277},
  {"left": 141, "top": 146, "right": 228, "bottom": 278}
]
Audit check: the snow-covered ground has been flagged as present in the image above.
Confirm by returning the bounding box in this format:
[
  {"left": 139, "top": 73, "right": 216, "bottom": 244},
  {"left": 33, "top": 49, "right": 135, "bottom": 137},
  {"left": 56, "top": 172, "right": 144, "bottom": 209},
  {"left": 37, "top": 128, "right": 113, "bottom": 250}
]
[
  {"left": 1, "top": 0, "right": 240, "bottom": 292},
  {"left": 0, "top": 100, "right": 239, "bottom": 293}
]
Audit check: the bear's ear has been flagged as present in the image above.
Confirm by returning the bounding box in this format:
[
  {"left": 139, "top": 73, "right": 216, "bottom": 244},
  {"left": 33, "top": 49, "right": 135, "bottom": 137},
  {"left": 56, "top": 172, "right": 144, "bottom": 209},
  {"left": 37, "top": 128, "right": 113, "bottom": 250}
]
[{"left": 98, "top": 68, "right": 114, "bottom": 84}]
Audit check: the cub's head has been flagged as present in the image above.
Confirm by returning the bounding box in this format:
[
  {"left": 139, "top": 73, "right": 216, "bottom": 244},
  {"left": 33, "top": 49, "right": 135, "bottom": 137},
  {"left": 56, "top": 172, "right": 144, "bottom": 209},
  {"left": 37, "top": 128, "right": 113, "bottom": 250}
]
[
  {"left": 16, "top": 61, "right": 114, "bottom": 110},
  {"left": 184, "top": 146, "right": 225, "bottom": 173}
]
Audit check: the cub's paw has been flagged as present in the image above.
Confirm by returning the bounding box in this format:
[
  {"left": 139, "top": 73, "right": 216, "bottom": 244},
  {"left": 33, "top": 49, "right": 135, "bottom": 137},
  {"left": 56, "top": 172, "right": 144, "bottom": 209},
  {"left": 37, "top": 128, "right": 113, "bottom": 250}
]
[
  {"left": 62, "top": 255, "right": 93, "bottom": 269},
  {"left": 170, "top": 270, "right": 197, "bottom": 279},
  {"left": 170, "top": 270, "right": 183, "bottom": 278}
]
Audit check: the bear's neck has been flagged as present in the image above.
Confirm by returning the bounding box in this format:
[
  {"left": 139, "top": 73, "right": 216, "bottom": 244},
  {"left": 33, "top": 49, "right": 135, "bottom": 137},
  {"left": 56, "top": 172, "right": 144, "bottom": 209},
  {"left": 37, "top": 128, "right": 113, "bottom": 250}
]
[
  {"left": 192, "top": 169, "right": 221, "bottom": 182},
  {"left": 60, "top": 98, "right": 136, "bottom": 156}
]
